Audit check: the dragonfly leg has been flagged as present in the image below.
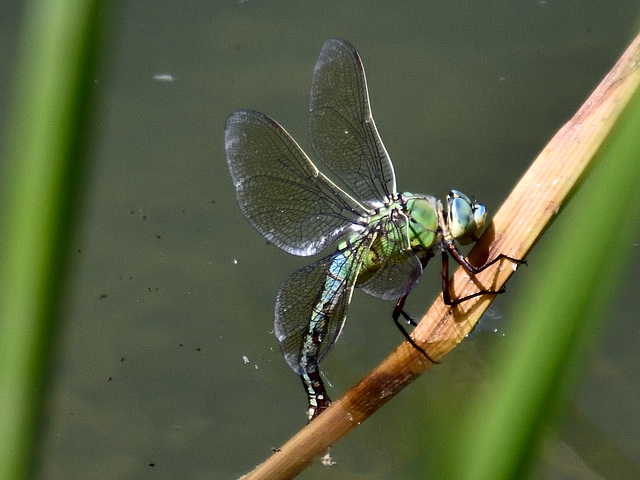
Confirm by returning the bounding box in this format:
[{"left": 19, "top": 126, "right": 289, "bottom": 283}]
[
  {"left": 300, "top": 370, "right": 331, "bottom": 421},
  {"left": 442, "top": 245, "right": 526, "bottom": 306},
  {"left": 446, "top": 241, "right": 526, "bottom": 276},
  {"left": 393, "top": 294, "right": 417, "bottom": 326},
  {"left": 392, "top": 295, "right": 440, "bottom": 364},
  {"left": 442, "top": 250, "right": 501, "bottom": 305}
]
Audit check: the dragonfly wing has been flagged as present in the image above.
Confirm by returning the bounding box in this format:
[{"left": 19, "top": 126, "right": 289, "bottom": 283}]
[
  {"left": 225, "top": 110, "right": 368, "bottom": 256},
  {"left": 309, "top": 38, "right": 396, "bottom": 205},
  {"left": 358, "top": 217, "right": 425, "bottom": 301},
  {"left": 274, "top": 240, "right": 370, "bottom": 375}
]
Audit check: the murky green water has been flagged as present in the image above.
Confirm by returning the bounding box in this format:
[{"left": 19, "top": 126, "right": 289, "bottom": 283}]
[{"left": 2, "top": 1, "right": 639, "bottom": 479}]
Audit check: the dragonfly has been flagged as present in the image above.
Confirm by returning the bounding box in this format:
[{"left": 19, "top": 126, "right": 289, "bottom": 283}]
[{"left": 225, "top": 39, "right": 522, "bottom": 421}]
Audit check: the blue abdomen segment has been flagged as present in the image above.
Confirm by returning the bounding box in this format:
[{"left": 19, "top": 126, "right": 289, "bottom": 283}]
[
  {"left": 298, "top": 251, "right": 353, "bottom": 372},
  {"left": 275, "top": 246, "right": 363, "bottom": 376}
]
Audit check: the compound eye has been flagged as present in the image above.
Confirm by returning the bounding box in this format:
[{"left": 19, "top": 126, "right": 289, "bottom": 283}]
[
  {"left": 472, "top": 203, "right": 487, "bottom": 233},
  {"left": 448, "top": 195, "right": 474, "bottom": 240},
  {"left": 447, "top": 190, "right": 487, "bottom": 244}
]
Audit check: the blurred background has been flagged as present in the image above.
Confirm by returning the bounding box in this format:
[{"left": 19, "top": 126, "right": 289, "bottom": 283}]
[{"left": 1, "top": 1, "right": 639, "bottom": 479}]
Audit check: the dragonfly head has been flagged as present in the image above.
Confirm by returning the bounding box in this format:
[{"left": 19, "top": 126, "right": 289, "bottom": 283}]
[{"left": 446, "top": 190, "right": 487, "bottom": 245}]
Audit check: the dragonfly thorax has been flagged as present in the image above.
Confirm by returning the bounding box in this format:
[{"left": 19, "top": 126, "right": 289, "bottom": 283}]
[{"left": 402, "top": 195, "right": 441, "bottom": 251}]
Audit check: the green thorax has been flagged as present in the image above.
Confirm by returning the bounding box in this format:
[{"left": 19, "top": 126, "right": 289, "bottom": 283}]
[{"left": 350, "top": 194, "right": 441, "bottom": 285}]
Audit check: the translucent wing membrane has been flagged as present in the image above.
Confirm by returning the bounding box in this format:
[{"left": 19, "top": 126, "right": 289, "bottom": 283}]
[
  {"left": 274, "top": 239, "right": 371, "bottom": 374},
  {"left": 225, "top": 110, "right": 369, "bottom": 256},
  {"left": 309, "top": 39, "right": 397, "bottom": 205}
]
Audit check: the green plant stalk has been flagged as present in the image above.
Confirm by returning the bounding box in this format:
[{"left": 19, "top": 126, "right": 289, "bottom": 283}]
[
  {"left": 447, "top": 71, "right": 640, "bottom": 480},
  {"left": 0, "top": 2, "right": 102, "bottom": 478}
]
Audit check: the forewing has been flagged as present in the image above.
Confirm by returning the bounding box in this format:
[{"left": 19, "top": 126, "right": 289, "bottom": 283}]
[
  {"left": 274, "top": 240, "right": 370, "bottom": 375},
  {"left": 309, "top": 38, "right": 397, "bottom": 205},
  {"left": 225, "top": 110, "right": 367, "bottom": 256}
]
